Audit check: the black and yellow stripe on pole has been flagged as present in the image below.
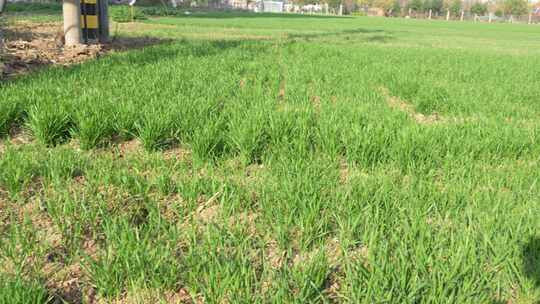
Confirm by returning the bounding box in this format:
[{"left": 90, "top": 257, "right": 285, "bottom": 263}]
[{"left": 80, "top": 0, "right": 98, "bottom": 42}]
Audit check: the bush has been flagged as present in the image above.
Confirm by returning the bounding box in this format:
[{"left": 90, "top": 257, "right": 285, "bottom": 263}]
[
  {"left": 110, "top": 5, "right": 147, "bottom": 23},
  {"left": 141, "top": 7, "right": 183, "bottom": 16},
  {"left": 350, "top": 11, "right": 367, "bottom": 16},
  {"left": 471, "top": 2, "right": 488, "bottom": 16},
  {"left": 4, "top": 2, "right": 61, "bottom": 14}
]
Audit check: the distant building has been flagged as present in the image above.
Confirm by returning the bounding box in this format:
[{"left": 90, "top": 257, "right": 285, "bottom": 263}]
[
  {"left": 255, "top": 0, "right": 283, "bottom": 12},
  {"left": 227, "top": 0, "right": 248, "bottom": 9}
]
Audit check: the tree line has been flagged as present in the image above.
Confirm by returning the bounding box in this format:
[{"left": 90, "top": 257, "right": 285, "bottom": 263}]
[{"left": 290, "top": 0, "right": 531, "bottom": 17}]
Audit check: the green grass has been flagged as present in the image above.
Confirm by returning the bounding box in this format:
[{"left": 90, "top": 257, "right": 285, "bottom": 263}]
[
  {"left": 1, "top": 7, "right": 540, "bottom": 303},
  {"left": 1, "top": 2, "right": 62, "bottom": 22}
]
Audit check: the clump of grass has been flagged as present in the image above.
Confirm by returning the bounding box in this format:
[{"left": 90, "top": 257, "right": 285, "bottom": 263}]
[
  {"left": 27, "top": 104, "right": 72, "bottom": 146},
  {"left": 0, "top": 101, "right": 20, "bottom": 137},
  {"left": 153, "top": 173, "right": 177, "bottom": 196},
  {"left": 0, "top": 147, "right": 41, "bottom": 197},
  {"left": 291, "top": 250, "right": 330, "bottom": 301},
  {"left": 190, "top": 120, "right": 228, "bottom": 163},
  {"left": 113, "top": 101, "right": 140, "bottom": 141},
  {"left": 85, "top": 218, "right": 182, "bottom": 298},
  {"left": 0, "top": 275, "right": 51, "bottom": 304},
  {"left": 136, "top": 108, "right": 176, "bottom": 151},
  {"left": 73, "top": 103, "right": 115, "bottom": 150},
  {"left": 227, "top": 106, "right": 270, "bottom": 164},
  {"left": 41, "top": 147, "right": 85, "bottom": 183}
]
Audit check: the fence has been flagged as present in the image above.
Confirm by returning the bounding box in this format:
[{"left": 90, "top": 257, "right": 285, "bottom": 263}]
[{"left": 395, "top": 11, "right": 540, "bottom": 24}]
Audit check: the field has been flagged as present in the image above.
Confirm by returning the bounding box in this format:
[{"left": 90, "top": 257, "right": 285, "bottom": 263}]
[{"left": 1, "top": 6, "right": 540, "bottom": 303}]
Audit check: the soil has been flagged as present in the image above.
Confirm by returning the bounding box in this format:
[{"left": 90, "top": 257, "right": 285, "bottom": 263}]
[{"left": 0, "top": 21, "right": 170, "bottom": 79}]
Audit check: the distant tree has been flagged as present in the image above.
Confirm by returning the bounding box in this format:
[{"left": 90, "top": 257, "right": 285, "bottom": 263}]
[
  {"left": 449, "top": 0, "right": 461, "bottom": 16},
  {"left": 326, "top": 0, "right": 342, "bottom": 8},
  {"left": 504, "top": 0, "right": 527, "bottom": 16},
  {"left": 292, "top": 0, "right": 309, "bottom": 5},
  {"left": 373, "top": 0, "right": 394, "bottom": 12},
  {"left": 425, "top": 0, "right": 443, "bottom": 14},
  {"left": 391, "top": 0, "right": 402, "bottom": 15},
  {"left": 408, "top": 0, "right": 424, "bottom": 12},
  {"left": 470, "top": 2, "right": 488, "bottom": 15},
  {"left": 356, "top": 0, "right": 371, "bottom": 8},
  {"left": 343, "top": 0, "right": 357, "bottom": 13}
]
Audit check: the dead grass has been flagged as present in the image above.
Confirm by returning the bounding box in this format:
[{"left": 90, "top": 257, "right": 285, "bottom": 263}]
[
  {"left": 195, "top": 189, "right": 223, "bottom": 223},
  {"left": 378, "top": 86, "right": 478, "bottom": 125},
  {"left": 339, "top": 158, "right": 350, "bottom": 184},
  {"left": 99, "top": 287, "right": 197, "bottom": 304},
  {"left": 0, "top": 127, "right": 33, "bottom": 153},
  {"left": 278, "top": 79, "right": 287, "bottom": 101},
  {"left": 265, "top": 240, "right": 286, "bottom": 269},
  {"left": 45, "top": 262, "right": 92, "bottom": 304},
  {"left": 163, "top": 144, "right": 191, "bottom": 162},
  {"left": 310, "top": 95, "right": 322, "bottom": 113},
  {"left": 227, "top": 211, "right": 258, "bottom": 236},
  {"left": 379, "top": 87, "right": 444, "bottom": 124},
  {"left": 113, "top": 139, "right": 144, "bottom": 157}
]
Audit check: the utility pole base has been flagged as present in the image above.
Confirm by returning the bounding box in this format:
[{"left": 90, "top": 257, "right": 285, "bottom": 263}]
[{"left": 63, "top": 0, "right": 82, "bottom": 46}]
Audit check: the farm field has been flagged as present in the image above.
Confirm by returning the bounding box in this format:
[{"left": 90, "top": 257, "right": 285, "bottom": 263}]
[{"left": 1, "top": 6, "right": 540, "bottom": 303}]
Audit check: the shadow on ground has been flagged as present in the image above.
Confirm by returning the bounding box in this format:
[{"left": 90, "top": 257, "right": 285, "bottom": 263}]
[
  {"left": 287, "top": 27, "right": 395, "bottom": 43},
  {"left": 523, "top": 236, "right": 540, "bottom": 288},
  {"left": 103, "top": 39, "right": 251, "bottom": 69},
  {"left": 171, "top": 10, "right": 350, "bottom": 19}
]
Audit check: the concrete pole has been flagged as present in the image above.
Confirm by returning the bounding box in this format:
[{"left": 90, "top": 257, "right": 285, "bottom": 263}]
[
  {"left": 529, "top": 13, "right": 532, "bottom": 24},
  {"left": 428, "top": 9, "right": 432, "bottom": 19},
  {"left": 0, "top": 1, "right": 4, "bottom": 76},
  {"left": 460, "top": 10, "right": 464, "bottom": 21},
  {"left": 63, "top": 0, "right": 82, "bottom": 46},
  {"left": 446, "top": 9, "right": 450, "bottom": 20},
  {"left": 0, "top": 0, "right": 6, "bottom": 14},
  {"left": 98, "top": 0, "right": 109, "bottom": 42},
  {"left": 488, "top": 12, "right": 492, "bottom": 22},
  {"left": 339, "top": 4, "right": 343, "bottom": 15}
]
